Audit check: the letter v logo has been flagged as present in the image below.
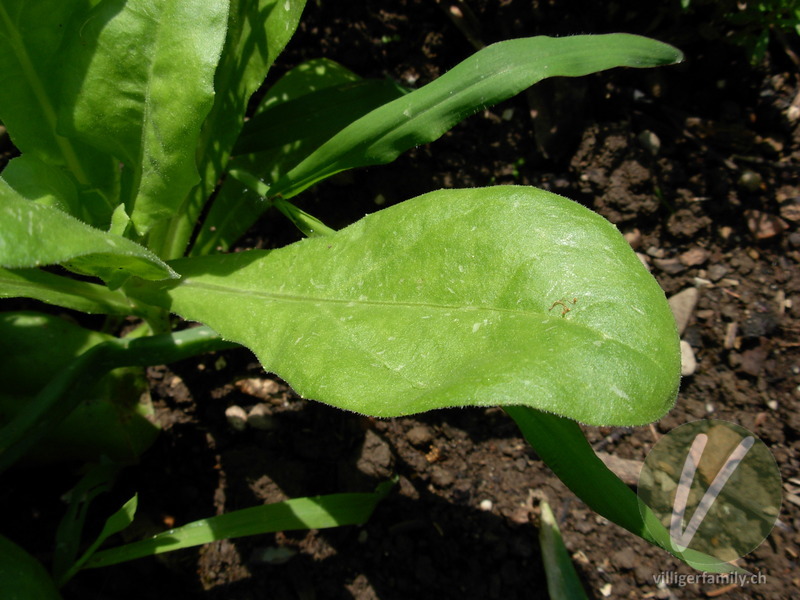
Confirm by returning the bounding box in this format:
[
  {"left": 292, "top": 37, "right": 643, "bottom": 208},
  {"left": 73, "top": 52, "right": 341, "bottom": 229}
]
[{"left": 669, "top": 432, "right": 754, "bottom": 552}]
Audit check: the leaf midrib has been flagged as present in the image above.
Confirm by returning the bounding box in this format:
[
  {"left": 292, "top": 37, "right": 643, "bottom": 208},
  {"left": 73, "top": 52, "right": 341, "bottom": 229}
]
[{"left": 178, "top": 277, "right": 671, "bottom": 380}]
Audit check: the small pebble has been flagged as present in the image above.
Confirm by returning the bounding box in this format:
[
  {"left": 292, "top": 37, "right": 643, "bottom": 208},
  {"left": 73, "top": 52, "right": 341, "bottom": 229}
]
[
  {"left": 738, "top": 170, "right": 763, "bottom": 192},
  {"left": 624, "top": 228, "right": 642, "bottom": 249},
  {"left": 724, "top": 322, "right": 738, "bottom": 350},
  {"left": 679, "top": 247, "right": 710, "bottom": 267},
  {"left": 637, "top": 130, "right": 660, "bottom": 156},
  {"left": 225, "top": 405, "right": 248, "bottom": 431},
  {"left": 479, "top": 499, "right": 493, "bottom": 511},
  {"left": 779, "top": 198, "right": 800, "bottom": 222},
  {"left": 767, "top": 400, "right": 778, "bottom": 410},
  {"left": 653, "top": 257, "right": 686, "bottom": 274},
  {"left": 247, "top": 403, "right": 276, "bottom": 430},
  {"left": 235, "top": 377, "right": 280, "bottom": 399},
  {"left": 668, "top": 287, "right": 699, "bottom": 336},
  {"left": 745, "top": 209, "right": 788, "bottom": 239},
  {"left": 707, "top": 264, "right": 729, "bottom": 281},
  {"left": 680, "top": 340, "right": 697, "bottom": 376}
]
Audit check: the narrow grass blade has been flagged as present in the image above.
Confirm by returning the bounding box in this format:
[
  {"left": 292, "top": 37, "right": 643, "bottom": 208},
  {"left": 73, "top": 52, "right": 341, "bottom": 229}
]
[
  {"left": 269, "top": 34, "right": 683, "bottom": 200},
  {"left": 506, "top": 406, "right": 746, "bottom": 573},
  {"left": 59, "top": 495, "right": 138, "bottom": 585},
  {"left": 192, "top": 73, "right": 405, "bottom": 255},
  {"left": 84, "top": 481, "right": 394, "bottom": 568},
  {"left": 53, "top": 464, "right": 121, "bottom": 585},
  {"left": 0, "top": 267, "right": 140, "bottom": 316},
  {"left": 539, "top": 500, "right": 590, "bottom": 600}
]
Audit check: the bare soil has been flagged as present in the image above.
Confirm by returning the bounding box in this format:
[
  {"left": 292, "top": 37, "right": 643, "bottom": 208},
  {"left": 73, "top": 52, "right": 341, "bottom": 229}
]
[{"left": 2, "top": 1, "right": 799, "bottom": 599}]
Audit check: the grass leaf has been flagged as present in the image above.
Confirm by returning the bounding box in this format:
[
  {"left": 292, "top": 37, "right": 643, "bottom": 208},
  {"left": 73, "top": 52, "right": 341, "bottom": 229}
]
[
  {"left": 269, "top": 34, "right": 683, "bottom": 200},
  {"left": 84, "top": 481, "right": 394, "bottom": 568}
]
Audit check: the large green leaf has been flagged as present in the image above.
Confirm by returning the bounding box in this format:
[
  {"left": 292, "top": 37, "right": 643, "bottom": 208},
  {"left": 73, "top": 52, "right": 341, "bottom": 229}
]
[
  {"left": 57, "top": 0, "right": 229, "bottom": 235},
  {"left": 0, "top": 312, "right": 158, "bottom": 465},
  {"left": 0, "top": 182, "right": 177, "bottom": 282},
  {"left": 0, "top": 0, "right": 119, "bottom": 227},
  {"left": 128, "top": 186, "right": 681, "bottom": 425},
  {"left": 157, "top": 0, "right": 306, "bottom": 259},
  {"left": 267, "top": 34, "right": 683, "bottom": 201},
  {"left": 0, "top": 534, "right": 62, "bottom": 600},
  {"left": 2, "top": 155, "right": 80, "bottom": 214},
  {"left": 192, "top": 65, "right": 408, "bottom": 255},
  {"left": 0, "top": 324, "right": 234, "bottom": 474}
]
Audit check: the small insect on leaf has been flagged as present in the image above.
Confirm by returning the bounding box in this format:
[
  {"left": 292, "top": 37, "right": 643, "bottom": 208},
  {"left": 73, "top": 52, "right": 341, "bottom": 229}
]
[{"left": 549, "top": 297, "right": 578, "bottom": 317}]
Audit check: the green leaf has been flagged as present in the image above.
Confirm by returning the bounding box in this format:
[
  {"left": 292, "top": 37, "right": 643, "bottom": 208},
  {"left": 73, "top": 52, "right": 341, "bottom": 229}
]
[
  {"left": 268, "top": 34, "right": 683, "bottom": 200},
  {"left": 158, "top": 0, "right": 306, "bottom": 259},
  {"left": 0, "top": 534, "right": 62, "bottom": 600},
  {"left": 0, "top": 183, "right": 177, "bottom": 283},
  {"left": 0, "top": 312, "right": 159, "bottom": 465},
  {"left": 84, "top": 480, "right": 394, "bottom": 568},
  {"left": 60, "top": 495, "right": 138, "bottom": 583},
  {"left": 0, "top": 0, "right": 119, "bottom": 225},
  {"left": 53, "top": 463, "right": 120, "bottom": 585},
  {"left": 128, "top": 186, "right": 681, "bottom": 425},
  {"left": 57, "top": 0, "right": 229, "bottom": 235},
  {"left": 539, "top": 500, "right": 590, "bottom": 600},
  {"left": 2, "top": 155, "right": 79, "bottom": 215},
  {"left": 252, "top": 57, "right": 362, "bottom": 115},
  {"left": 0, "top": 323, "right": 233, "bottom": 474},
  {"left": 234, "top": 63, "right": 405, "bottom": 155},
  {"left": 0, "top": 267, "right": 143, "bottom": 316},
  {"left": 506, "top": 406, "right": 746, "bottom": 573},
  {"left": 192, "top": 70, "right": 407, "bottom": 255}
]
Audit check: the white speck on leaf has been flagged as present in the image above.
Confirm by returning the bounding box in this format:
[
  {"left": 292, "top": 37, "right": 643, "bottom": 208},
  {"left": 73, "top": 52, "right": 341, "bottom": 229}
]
[{"left": 610, "top": 385, "right": 630, "bottom": 402}]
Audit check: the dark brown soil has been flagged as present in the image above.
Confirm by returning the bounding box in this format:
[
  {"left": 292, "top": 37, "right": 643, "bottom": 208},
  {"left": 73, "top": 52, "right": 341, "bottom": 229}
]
[{"left": 3, "top": 1, "right": 799, "bottom": 599}]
